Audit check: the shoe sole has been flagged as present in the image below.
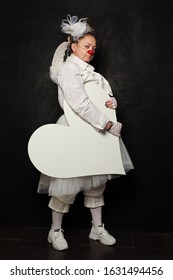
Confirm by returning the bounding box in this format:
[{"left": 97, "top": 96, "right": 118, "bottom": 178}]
[{"left": 89, "top": 233, "right": 116, "bottom": 246}]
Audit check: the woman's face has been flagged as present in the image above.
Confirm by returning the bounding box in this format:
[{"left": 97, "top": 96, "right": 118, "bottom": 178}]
[{"left": 71, "top": 34, "right": 96, "bottom": 63}]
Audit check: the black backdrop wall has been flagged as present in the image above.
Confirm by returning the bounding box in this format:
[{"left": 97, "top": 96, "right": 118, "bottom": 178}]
[{"left": 1, "top": 0, "right": 173, "bottom": 231}]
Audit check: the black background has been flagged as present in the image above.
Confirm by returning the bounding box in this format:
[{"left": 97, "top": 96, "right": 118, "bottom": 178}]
[{"left": 1, "top": 0, "right": 173, "bottom": 231}]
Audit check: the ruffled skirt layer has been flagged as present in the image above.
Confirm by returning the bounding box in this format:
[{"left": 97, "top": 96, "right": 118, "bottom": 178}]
[{"left": 37, "top": 115, "right": 134, "bottom": 197}]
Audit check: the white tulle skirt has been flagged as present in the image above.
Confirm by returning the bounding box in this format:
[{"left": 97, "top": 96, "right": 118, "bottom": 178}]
[{"left": 37, "top": 114, "right": 134, "bottom": 198}]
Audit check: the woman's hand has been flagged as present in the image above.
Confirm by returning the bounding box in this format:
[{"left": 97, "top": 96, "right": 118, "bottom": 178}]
[
  {"left": 105, "top": 97, "right": 117, "bottom": 109},
  {"left": 109, "top": 122, "right": 122, "bottom": 137}
]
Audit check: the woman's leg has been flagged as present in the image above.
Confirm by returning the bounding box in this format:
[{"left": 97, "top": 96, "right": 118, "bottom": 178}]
[
  {"left": 90, "top": 206, "right": 102, "bottom": 227},
  {"left": 48, "top": 194, "right": 76, "bottom": 250},
  {"left": 52, "top": 210, "right": 64, "bottom": 230},
  {"left": 84, "top": 184, "right": 116, "bottom": 246}
]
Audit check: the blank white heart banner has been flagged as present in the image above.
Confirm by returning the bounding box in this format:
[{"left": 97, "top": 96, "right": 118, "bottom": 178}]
[{"left": 28, "top": 82, "right": 125, "bottom": 178}]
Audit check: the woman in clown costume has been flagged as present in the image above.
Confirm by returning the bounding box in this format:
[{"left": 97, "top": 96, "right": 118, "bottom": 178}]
[{"left": 37, "top": 14, "right": 134, "bottom": 250}]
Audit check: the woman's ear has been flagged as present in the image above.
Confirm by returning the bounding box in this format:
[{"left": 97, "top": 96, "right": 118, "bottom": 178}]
[{"left": 71, "top": 42, "right": 76, "bottom": 53}]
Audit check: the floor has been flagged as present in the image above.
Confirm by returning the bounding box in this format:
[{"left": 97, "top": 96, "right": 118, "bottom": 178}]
[{"left": 0, "top": 225, "right": 173, "bottom": 260}]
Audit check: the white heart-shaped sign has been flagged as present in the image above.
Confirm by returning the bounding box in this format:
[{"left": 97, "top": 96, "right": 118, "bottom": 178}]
[{"left": 28, "top": 83, "right": 125, "bottom": 178}]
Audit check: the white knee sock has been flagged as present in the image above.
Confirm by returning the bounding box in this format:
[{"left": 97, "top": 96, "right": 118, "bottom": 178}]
[
  {"left": 51, "top": 210, "right": 64, "bottom": 230},
  {"left": 90, "top": 207, "right": 102, "bottom": 227}
]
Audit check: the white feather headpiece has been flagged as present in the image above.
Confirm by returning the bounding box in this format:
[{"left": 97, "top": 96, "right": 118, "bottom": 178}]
[{"left": 61, "top": 14, "right": 93, "bottom": 41}]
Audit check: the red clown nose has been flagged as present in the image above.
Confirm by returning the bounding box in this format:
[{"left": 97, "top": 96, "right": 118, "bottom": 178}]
[{"left": 88, "top": 50, "right": 95, "bottom": 55}]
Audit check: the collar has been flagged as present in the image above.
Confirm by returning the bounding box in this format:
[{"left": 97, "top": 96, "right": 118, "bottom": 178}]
[{"left": 68, "top": 54, "right": 95, "bottom": 72}]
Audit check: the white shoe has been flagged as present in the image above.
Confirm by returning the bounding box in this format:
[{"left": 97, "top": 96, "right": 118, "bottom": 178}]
[
  {"left": 48, "top": 228, "right": 68, "bottom": 250},
  {"left": 89, "top": 223, "right": 116, "bottom": 245}
]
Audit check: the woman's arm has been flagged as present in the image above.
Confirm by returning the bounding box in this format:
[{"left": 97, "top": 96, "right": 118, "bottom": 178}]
[
  {"left": 58, "top": 63, "right": 110, "bottom": 130},
  {"left": 58, "top": 62, "right": 122, "bottom": 136}
]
